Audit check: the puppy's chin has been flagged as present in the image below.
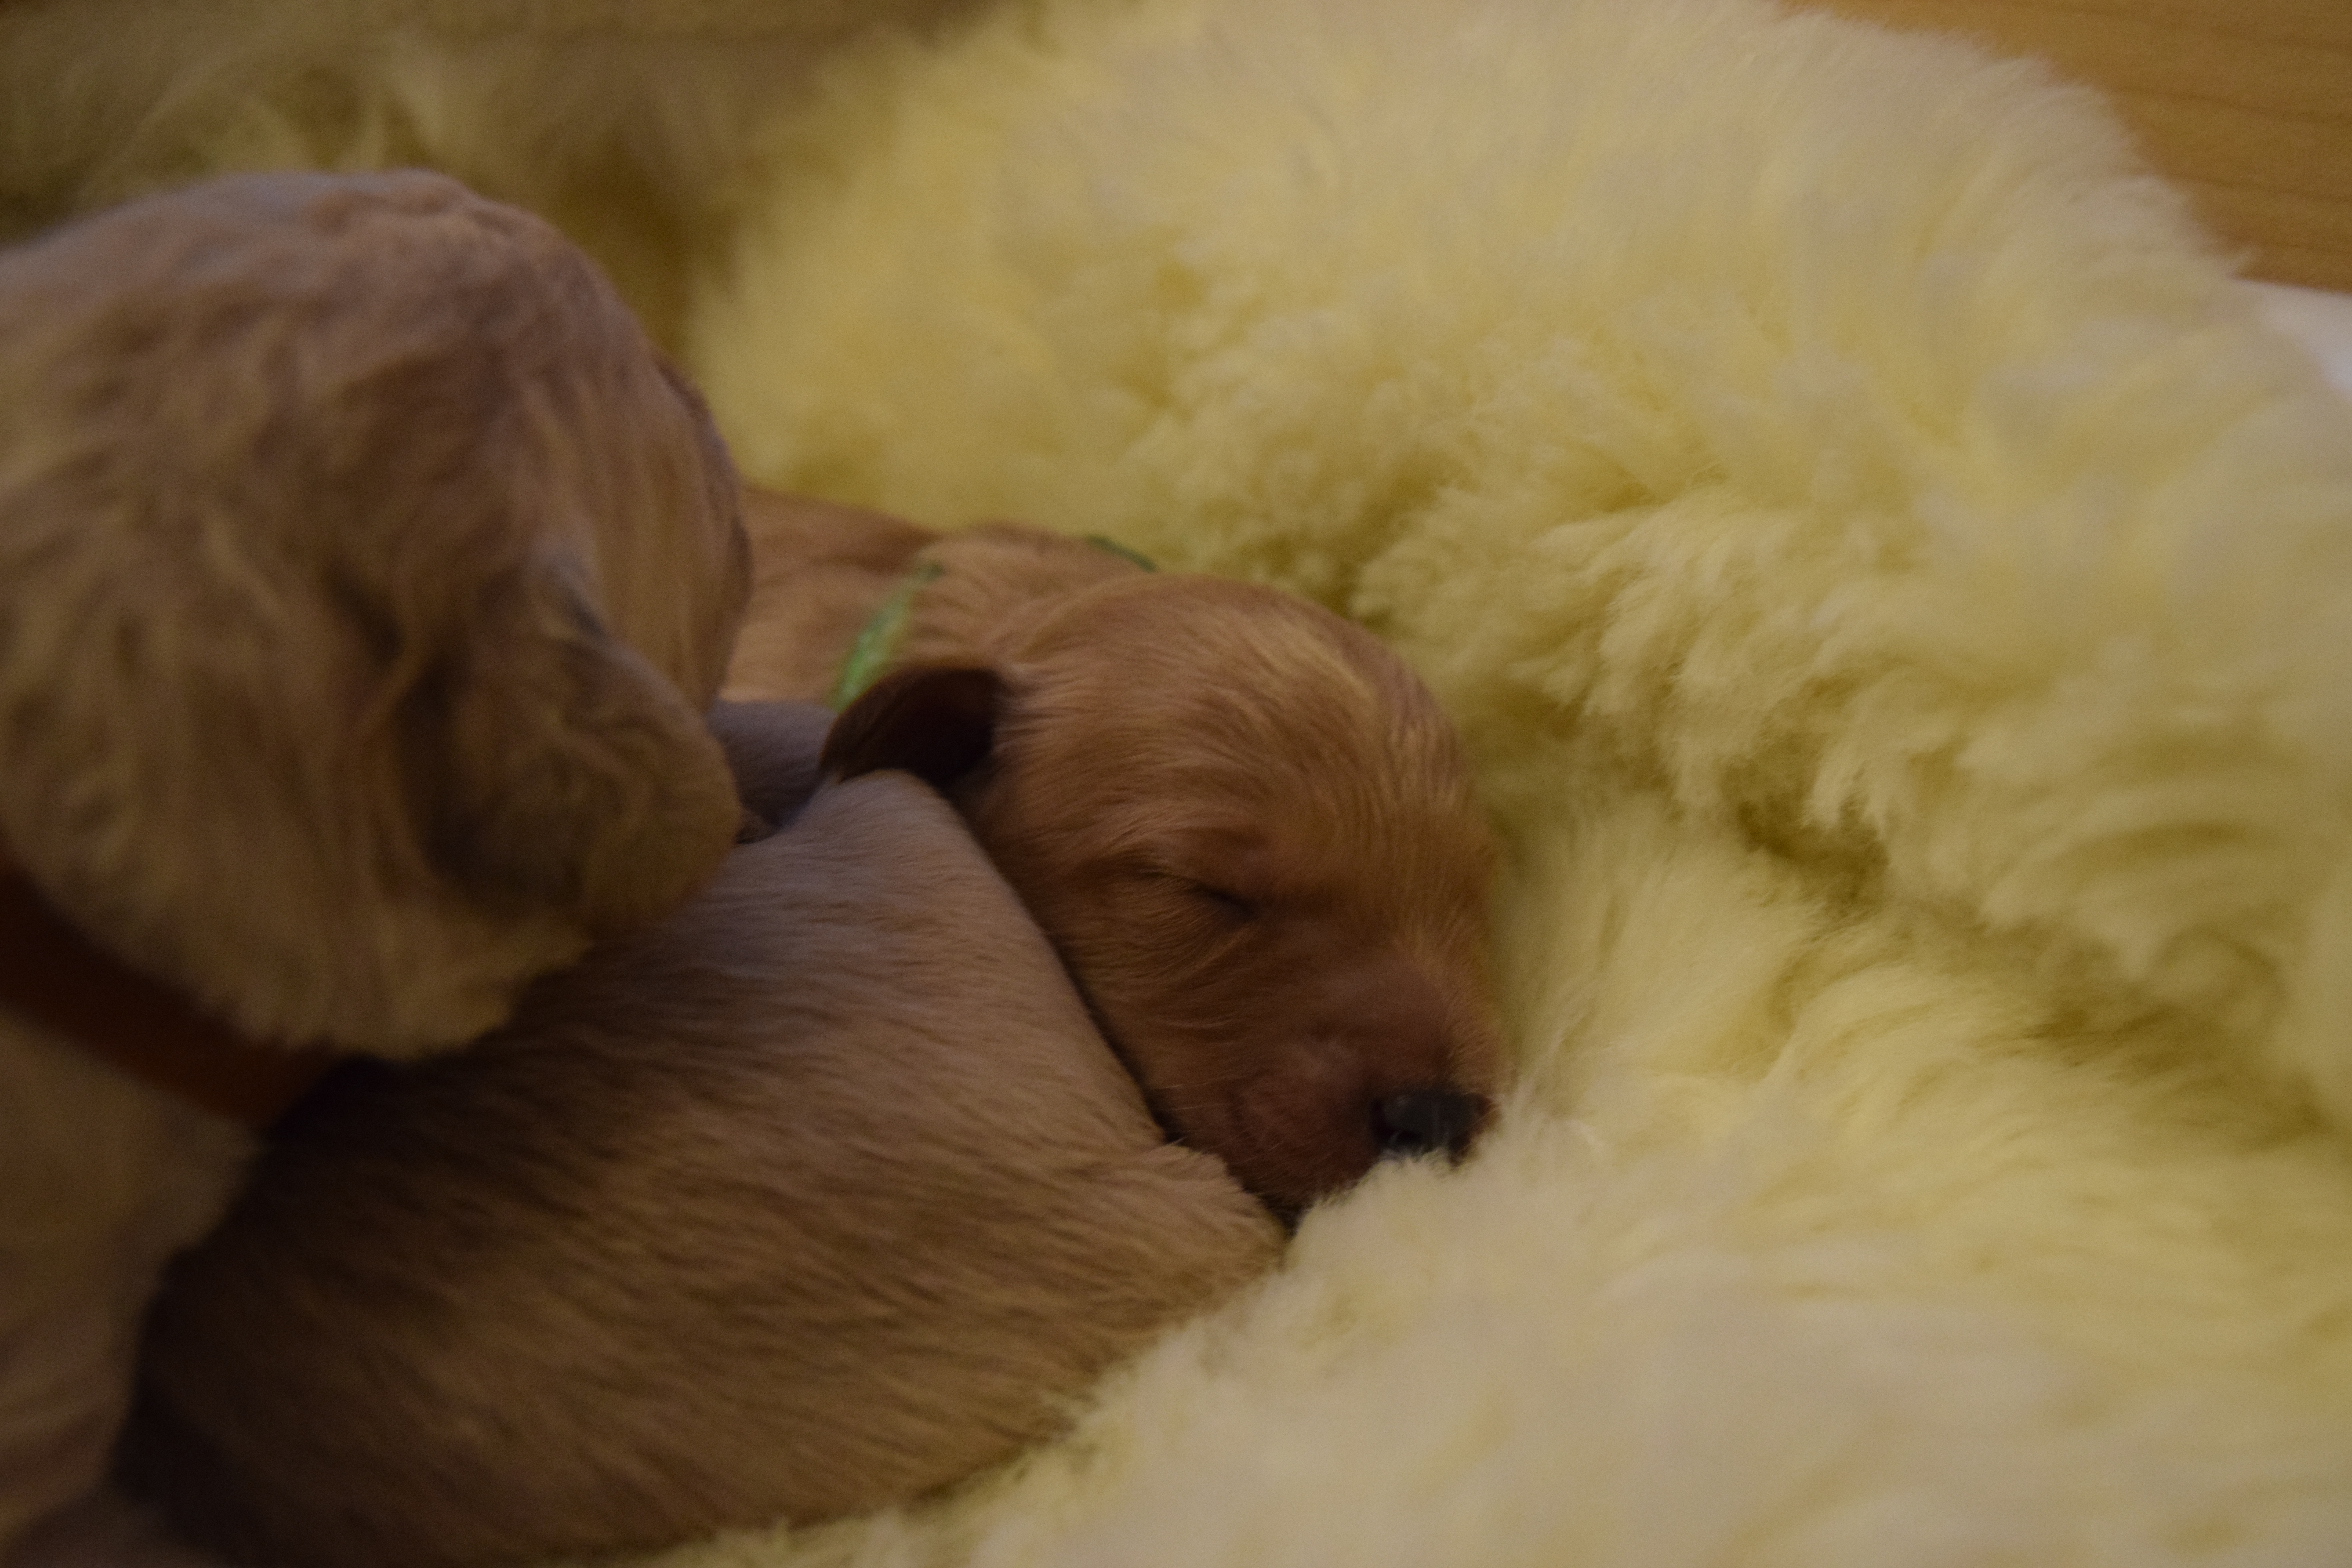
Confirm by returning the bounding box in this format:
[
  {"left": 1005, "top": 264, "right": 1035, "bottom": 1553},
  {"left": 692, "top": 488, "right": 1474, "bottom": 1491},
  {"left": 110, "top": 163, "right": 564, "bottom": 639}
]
[
  {"left": 1127, "top": 1027, "right": 1500, "bottom": 1217},
  {"left": 1180, "top": 1073, "right": 1385, "bottom": 1217}
]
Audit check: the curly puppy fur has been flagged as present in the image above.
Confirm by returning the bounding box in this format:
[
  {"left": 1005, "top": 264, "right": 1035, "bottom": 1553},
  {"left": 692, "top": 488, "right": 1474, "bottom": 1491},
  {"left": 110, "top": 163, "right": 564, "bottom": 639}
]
[
  {"left": 121, "top": 703, "right": 1282, "bottom": 1568},
  {"left": 0, "top": 170, "right": 748, "bottom": 1555},
  {"left": 728, "top": 490, "right": 1506, "bottom": 1212}
]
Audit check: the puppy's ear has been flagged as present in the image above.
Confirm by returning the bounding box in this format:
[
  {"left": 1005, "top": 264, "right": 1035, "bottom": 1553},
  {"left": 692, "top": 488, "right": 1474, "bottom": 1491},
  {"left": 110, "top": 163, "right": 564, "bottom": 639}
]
[
  {"left": 822, "top": 666, "right": 1004, "bottom": 793},
  {"left": 413, "top": 561, "right": 742, "bottom": 937}
]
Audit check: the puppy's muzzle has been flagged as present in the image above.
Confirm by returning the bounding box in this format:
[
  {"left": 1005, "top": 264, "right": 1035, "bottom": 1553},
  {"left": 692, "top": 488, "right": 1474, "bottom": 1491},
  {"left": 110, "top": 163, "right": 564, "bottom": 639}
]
[{"left": 1374, "top": 1091, "right": 1490, "bottom": 1160}]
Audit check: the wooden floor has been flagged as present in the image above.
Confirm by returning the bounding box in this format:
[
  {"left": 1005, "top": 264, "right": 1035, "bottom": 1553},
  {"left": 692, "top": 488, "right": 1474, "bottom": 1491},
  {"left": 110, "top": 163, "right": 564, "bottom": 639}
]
[{"left": 1801, "top": 0, "right": 2352, "bottom": 292}]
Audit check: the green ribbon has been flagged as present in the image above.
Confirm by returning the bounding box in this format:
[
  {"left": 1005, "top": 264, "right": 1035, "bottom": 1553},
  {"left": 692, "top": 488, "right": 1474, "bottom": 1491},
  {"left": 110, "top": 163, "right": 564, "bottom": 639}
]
[
  {"left": 826, "top": 536, "right": 1156, "bottom": 710},
  {"left": 1084, "top": 535, "right": 1158, "bottom": 573},
  {"left": 828, "top": 561, "right": 944, "bottom": 709}
]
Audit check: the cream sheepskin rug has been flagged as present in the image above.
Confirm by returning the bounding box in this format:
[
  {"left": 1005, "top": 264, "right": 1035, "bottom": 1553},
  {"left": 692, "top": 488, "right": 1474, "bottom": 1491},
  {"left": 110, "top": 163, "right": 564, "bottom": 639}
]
[{"left": 13, "top": 0, "right": 2352, "bottom": 1562}]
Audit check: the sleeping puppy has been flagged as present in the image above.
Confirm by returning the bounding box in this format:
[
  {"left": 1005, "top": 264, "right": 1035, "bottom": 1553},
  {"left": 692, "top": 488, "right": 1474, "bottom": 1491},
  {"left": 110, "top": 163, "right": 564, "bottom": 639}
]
[
  {"left": 118, "top": 701, "right": 1283, "bottom": 1568},
  {"left": 726, "top": 490, "right": 1508, "bottom": 1213},
  {"left": 0, "top": 170, "right": 747, "bottom": 1556}
]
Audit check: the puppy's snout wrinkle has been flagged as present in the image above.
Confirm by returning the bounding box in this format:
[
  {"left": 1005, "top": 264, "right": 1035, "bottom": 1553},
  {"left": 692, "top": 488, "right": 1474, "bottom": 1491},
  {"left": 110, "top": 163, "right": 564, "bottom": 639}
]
[{"left": 1321, "top": 957, "right": 1476, "bottom": 1078}]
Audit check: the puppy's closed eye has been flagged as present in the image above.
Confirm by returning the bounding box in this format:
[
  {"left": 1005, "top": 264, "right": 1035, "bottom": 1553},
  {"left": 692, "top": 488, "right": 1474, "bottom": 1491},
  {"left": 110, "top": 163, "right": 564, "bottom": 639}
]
[
  {"left": 1123, "top": 869, "right": 1260, "bottom": 936},
  {"left": 1183, "top": 882, "right": 1258, "bottom": 924}
]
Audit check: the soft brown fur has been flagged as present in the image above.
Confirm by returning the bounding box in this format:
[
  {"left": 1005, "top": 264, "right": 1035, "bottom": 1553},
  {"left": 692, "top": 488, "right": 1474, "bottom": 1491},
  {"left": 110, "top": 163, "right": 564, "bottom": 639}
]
[
  {"left": 728, "top": 490, "right": 1508, "bottom": 1212},
  {"left": 0, "top": 170, "right": 750, "bottom": 1058},
  {"left": 0, "top": 169, "right": 747, "bottom": 1557},
  {"left": 121, "top": 703, "right": 1282, "bottom": 1568}
]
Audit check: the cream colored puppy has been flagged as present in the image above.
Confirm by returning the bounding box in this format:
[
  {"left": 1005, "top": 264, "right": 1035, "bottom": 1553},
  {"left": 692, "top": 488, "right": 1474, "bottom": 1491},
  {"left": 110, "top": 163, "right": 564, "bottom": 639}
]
[{"left": 0, "top": 170, "right": 748, "bottom": 1556}]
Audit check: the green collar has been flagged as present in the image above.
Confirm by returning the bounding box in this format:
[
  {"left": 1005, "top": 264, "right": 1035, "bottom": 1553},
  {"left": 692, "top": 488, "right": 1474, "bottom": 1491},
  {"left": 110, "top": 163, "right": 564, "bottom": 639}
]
[
  {"left": 828, "top": 561, "right": 943, "bottom": 709},
  {"left": 1082, "top": 534, "right": 1157, "bottom": 573},
  {"left": 827, "top": 535, "right": 1156, "bottom": 709}
]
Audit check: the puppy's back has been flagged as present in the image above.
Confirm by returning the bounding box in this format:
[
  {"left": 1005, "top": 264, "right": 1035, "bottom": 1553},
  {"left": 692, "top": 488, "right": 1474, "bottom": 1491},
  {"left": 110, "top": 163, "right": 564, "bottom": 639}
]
[
  {"left": 721, "top": 491, "right": 1145, "bottom": 704},
  {"left": 124, "top": 773, "right": 1279, "bottom": 1568},
  {"left": 723, "top": 491, "right": 937, "bottom": 702}
]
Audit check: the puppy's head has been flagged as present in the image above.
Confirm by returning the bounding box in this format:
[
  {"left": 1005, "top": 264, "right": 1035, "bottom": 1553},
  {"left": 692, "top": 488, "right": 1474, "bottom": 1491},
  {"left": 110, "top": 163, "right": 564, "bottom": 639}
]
[
  {"left": 0, "top": 171, "right": 747, "bottom": 1056},
  {"left": 827, "top": 575, "right": 1505, "bottom": 1212}
]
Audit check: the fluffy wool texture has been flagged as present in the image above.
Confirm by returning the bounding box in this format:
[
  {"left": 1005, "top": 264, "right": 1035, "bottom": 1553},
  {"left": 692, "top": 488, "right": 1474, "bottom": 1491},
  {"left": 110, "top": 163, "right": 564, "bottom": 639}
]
[
  {"left": 11, "top": 0, "right": 2352, "bottom": 1561},
  {"left": 671, "top": 2, "right": 2352, "bottom": 1560}
]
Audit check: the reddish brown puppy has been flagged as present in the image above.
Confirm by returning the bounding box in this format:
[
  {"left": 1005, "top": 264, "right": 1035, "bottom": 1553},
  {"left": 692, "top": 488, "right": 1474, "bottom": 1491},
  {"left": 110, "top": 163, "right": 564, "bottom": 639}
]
[{"left": 731, "top": 492, "right": 1507, "bottom": 1212}]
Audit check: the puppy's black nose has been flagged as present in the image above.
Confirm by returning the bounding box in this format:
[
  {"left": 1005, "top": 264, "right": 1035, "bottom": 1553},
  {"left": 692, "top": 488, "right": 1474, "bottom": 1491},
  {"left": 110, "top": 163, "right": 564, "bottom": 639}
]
[{"left": 1374, "top": 1091, "right": 1491, "bottom": 1161}]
